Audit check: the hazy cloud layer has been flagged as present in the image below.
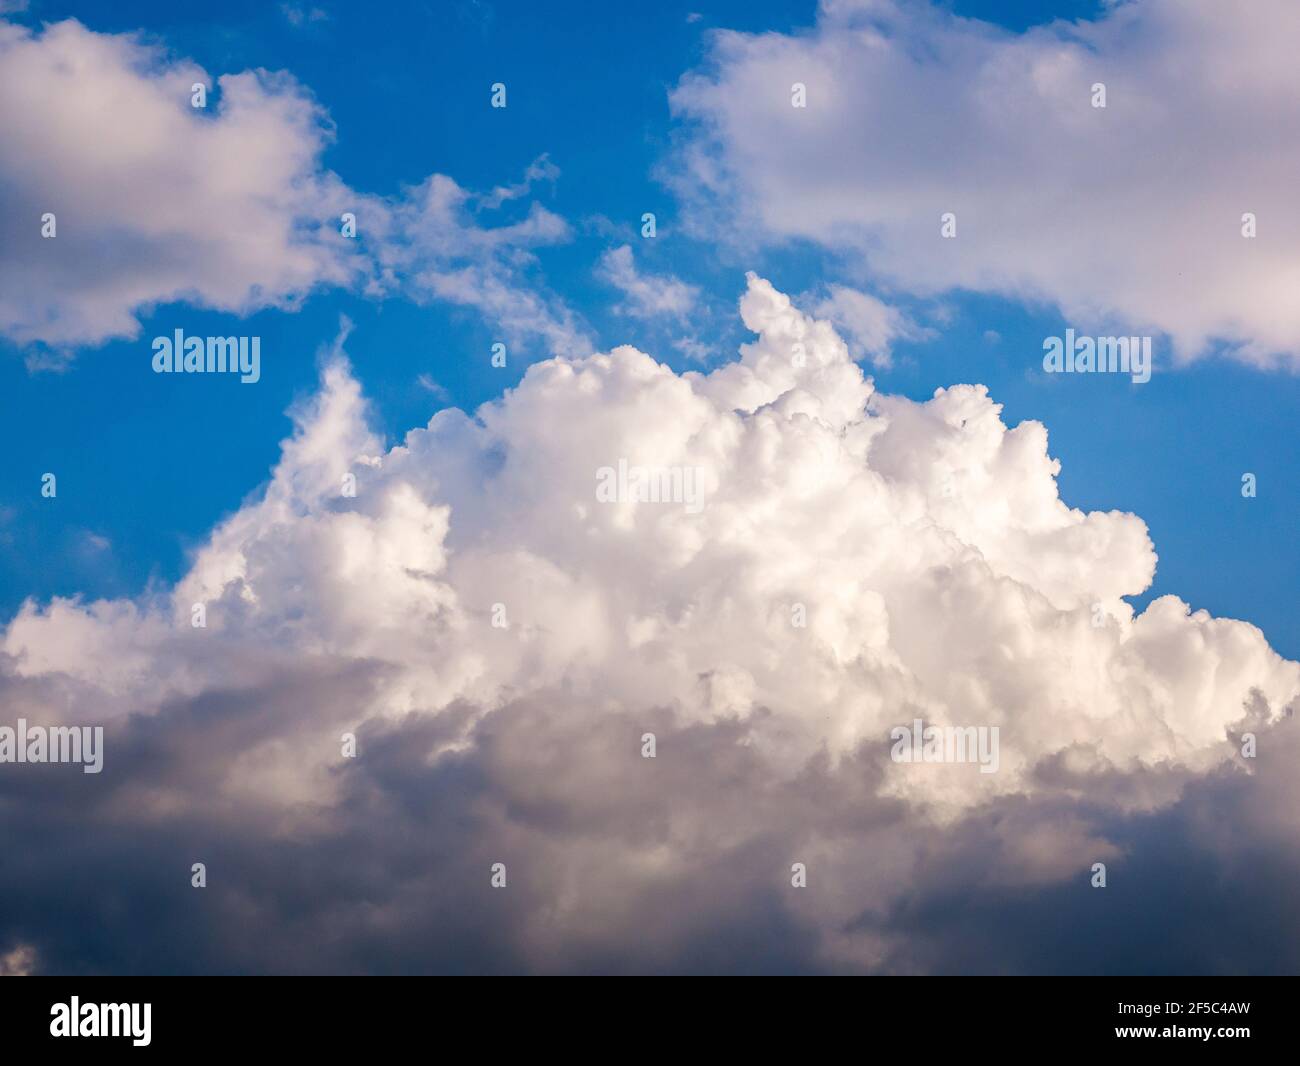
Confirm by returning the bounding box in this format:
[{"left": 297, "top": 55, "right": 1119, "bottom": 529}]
[
  {"left": 671, "top": 0, "right": 1300, "bottom": 367},
  {"left": 2, "top": 279, "right": 1296, "bottom": 972}
]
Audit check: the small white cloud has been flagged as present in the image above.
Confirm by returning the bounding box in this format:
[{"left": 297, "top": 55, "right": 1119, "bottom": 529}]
[
  {"left": 597, "top": 244, "right": 699, "bottom": 320},
  {"left": 416, "top": 373, "right": 451, "bottom": 402},
  {"left": 280, "top": 3, "right": 330, "bottom": 27},
  {"left": 813, "top": 284, "right": 930, "bottom": 367},
  {"left": 80, "top": 531, "right": 111, "bottom": 554},
  {"left": 478, "top": 154, "right": 561, "bottom": 211},
  {"left": 672, "top": 336, "right": 713, "bottom": 364}
]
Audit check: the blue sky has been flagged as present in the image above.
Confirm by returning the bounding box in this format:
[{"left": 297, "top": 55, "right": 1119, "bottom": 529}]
[{"left": 2, "top": 0, "right": 1293, "bottom": 657}]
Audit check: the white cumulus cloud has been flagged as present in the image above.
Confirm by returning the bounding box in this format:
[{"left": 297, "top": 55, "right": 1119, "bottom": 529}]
[
  {"left": 2, "top": 276, "right": 1296, "bottom": 970},
  {"left": 0, "top": 19, "right": 585, "bottom": 357},
  {"left": 5, "top": 275, "right": 1293, "bottom": 806},
  {"left": 671, "top": 0, "right": 1300, "bottom": 367}
]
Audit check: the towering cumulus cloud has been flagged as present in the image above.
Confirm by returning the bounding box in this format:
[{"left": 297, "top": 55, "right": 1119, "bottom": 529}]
[{"left": 2, "top": 278, "right": 1297, "bottom": 973}]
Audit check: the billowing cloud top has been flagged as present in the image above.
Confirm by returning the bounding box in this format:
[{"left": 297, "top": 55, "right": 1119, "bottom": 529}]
[
  {"left": 2, "top": 277, "right": 1295, "bottom": 972},
  {"left": 10, "top": 271, "right": 1292, "bottom": 782}
]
